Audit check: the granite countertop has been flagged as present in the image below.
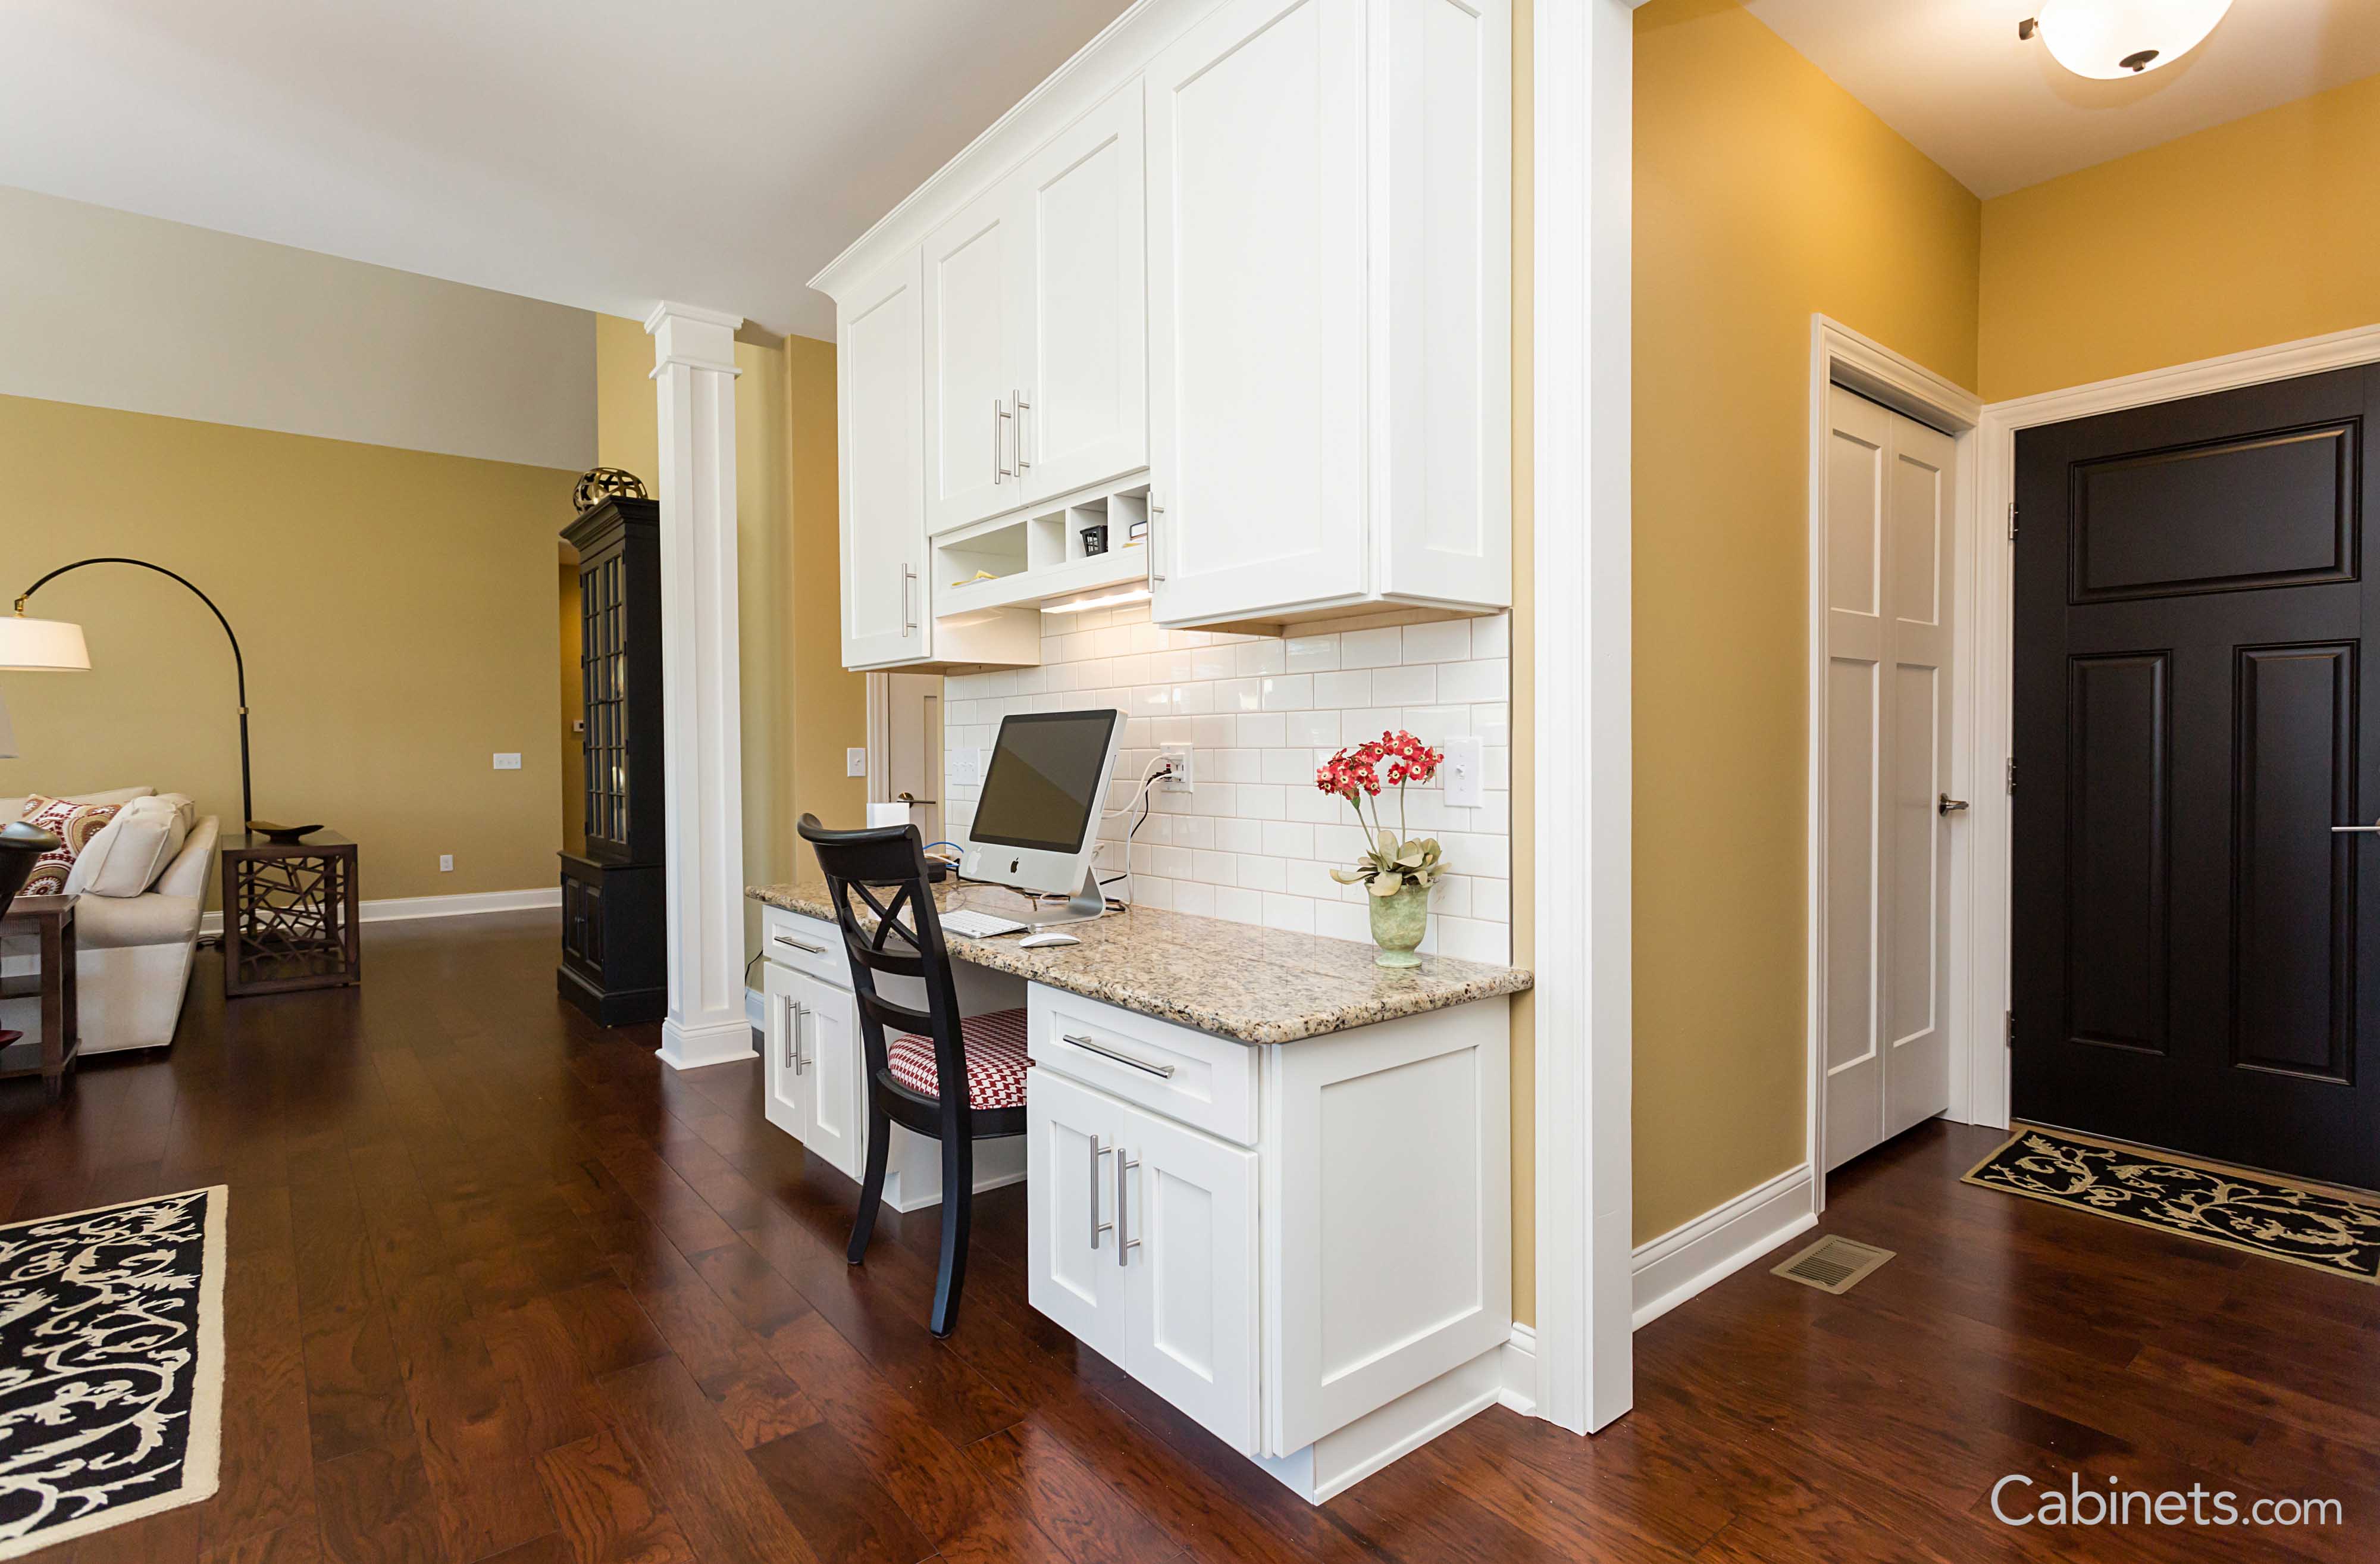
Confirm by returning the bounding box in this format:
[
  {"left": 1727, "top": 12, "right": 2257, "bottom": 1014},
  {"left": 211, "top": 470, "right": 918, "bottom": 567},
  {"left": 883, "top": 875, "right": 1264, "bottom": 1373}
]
[{"left": 746, "top": 881, "right": 1532, "bottom": 1045}]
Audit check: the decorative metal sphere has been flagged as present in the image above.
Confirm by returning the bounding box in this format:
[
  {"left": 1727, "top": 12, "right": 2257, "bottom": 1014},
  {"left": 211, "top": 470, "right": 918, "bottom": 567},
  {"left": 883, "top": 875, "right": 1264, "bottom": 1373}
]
[{"left": 572, "top": 467, "right": 650, "bottom": 512}]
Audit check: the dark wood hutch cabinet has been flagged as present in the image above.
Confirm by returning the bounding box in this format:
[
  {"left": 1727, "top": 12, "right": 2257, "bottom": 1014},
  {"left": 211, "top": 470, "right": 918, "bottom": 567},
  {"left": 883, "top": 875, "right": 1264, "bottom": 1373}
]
[{"left": 559, "top": 496, "right": 666, "bottom": 1025}]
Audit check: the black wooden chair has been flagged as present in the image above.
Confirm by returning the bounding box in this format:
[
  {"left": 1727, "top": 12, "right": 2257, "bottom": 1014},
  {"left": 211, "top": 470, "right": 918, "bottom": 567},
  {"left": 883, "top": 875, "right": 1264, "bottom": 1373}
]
[{"left": 798, "top": 814, "right": 1028, "bottom": 1337}]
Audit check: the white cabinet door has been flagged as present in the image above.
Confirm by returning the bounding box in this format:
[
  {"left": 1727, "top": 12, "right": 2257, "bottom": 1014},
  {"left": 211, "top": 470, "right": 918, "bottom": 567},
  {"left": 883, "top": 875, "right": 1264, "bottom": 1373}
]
[
  {"left": 792, "top": 971, "right": 866, "bottom": 1181},
  {"left": 1020, "top": 81, "right": 1147, "bottom": 503},
  {"left": 1117, "top": 1100, "right": 1258, "bottom": 1454},
  {"left": 923, "top": 184, "right": 1029, "bottom": 532},
  {"left": 1026, "top": 1068, "right": 1129, "bottom": 1361},
  {"left": 1147, "top": 0, "right": 1368, "bottom": 624},
  {"left": 841, "top": 251, "right": 931, "bottom": 667},
  {"left": 761, "top": 959, "right": 811, "bottom": 1142}
]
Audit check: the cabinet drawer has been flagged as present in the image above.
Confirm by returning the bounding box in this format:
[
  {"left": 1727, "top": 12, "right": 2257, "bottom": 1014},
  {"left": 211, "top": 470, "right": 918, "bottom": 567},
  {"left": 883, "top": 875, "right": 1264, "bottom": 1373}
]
[
  {"left": 1028, "top": 986, "right": 1256, "bottom": 1146},
  {"left": 761, "top": 906, "right": 846, "bottom": 990}
]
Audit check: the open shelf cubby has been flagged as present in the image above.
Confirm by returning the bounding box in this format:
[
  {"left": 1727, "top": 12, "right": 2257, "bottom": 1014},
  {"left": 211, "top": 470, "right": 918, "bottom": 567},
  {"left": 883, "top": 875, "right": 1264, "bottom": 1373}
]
[{"left": 934, "top": 476, "right": 1154, "bottom": 618}]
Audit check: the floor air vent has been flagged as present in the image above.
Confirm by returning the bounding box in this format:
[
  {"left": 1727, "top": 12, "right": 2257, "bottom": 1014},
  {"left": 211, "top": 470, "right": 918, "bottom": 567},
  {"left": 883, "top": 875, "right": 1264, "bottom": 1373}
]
[{"left": 1771, "top": 1235, "right": 1893, "bottom": 1295}]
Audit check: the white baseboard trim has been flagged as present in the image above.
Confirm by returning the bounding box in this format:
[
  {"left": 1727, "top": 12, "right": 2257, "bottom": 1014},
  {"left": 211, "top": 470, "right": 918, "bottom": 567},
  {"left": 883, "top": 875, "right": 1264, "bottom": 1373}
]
[
  {"left": 745, "top": 986, "right": 764, "bottom": 1031},
  {"left": 659, "top": 1015, "right": 759, "bottom": 1071},
  {"left": 1630, "top": 1163, "right": 1817, "bottom": 1330},
  {"left": 198, "top": 885, "right": 561, "bottom": 938},
  {"left": 1498, "top": 1322, "right": 1537, "bottom": 1416},
  {"left": 1255, "top": 1338, "right": 1508, "bottom": 1504}
]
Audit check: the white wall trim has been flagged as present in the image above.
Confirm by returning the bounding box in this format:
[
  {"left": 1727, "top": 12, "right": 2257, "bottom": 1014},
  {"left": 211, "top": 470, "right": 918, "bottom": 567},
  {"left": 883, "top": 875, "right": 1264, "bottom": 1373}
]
[
  {"left": 1496, "top": 1322, "right": 1537, "bottom": 1416},
  {"left": 195, "top": 885, "right": 560, "bottom": 939},
  {"left": 1806, "top": 317, "right": 1984, "bottom": 1213},
  {"left": 1966, "top": 320, "right": 2380, "bottom": 1133},
  {"left": 1530, "top": 0, "right": 1636, "bottom": 1437},
  {"left": 1630, "top": 1163, "right": 1816, "bottom": 1330}
]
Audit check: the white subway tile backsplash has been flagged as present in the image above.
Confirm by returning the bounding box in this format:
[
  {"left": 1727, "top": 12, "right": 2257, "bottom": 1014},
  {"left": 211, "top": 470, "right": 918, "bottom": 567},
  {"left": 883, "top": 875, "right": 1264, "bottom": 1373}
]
[{"left": 943, "top": 611, "right": 1510, "bottom": 961}]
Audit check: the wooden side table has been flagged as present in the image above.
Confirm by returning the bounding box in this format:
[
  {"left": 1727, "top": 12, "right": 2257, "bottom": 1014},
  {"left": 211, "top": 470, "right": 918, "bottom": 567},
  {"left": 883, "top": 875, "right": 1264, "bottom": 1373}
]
[
  {"left": 0, "top": 896, "right": 80, "bottom": 1099},
  {"left": 220, "top": 832, "right": 361, "bottom": 997}
]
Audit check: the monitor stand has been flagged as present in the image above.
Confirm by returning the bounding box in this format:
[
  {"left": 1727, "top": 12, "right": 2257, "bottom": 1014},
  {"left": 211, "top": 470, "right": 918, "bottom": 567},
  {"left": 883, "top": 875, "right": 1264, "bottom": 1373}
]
[{"left": 1025, "top": 865, "right": 1110, "bottom": 929}]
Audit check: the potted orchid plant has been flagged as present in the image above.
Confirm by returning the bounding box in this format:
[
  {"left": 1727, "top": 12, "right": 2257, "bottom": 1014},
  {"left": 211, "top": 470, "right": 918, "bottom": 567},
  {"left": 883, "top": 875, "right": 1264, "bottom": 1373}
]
[{"left": 1316, "top": 730, "right": 1447, "bottom": 967}]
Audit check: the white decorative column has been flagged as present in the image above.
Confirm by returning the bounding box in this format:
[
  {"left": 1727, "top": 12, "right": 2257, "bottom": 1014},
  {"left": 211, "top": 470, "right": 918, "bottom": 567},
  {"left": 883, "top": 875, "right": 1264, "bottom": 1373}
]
[{"left": 647, "top": 302, "right": 754, "bottom": 1071}]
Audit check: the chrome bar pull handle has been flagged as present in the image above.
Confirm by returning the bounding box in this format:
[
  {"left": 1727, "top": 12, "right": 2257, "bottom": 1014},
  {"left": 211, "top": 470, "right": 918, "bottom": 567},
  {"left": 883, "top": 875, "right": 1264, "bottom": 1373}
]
[
  {"left": 1148, "top": 498, "right": 1166, "bottom": 587},
  {"left": 992, "top": 398, "right": 1008, "bottom": 483},
  {"left": 1115, "top": 1149, "right": 1141, "bottom": 1267},
  {"left": 773, "top": 934, "right": 826, "bottom": 955},
  {"left": 1088, "top": 1137, "right": 1114, "bottom": 1250},
  {"left": 1061, "top": 1033, "right": 1177, "bottom": 1078},
  {"left": 1014, "top": 388, "right": 1031, "bottom": 471},
  {"left": 793, "top": 1002, "right": 809, "bottom": 1074},
  {"left": 901, "top": 565, "right": 917, "bottom": 637},
  {"left": 2332, "top": 819, "right": 2380, "bottom": 833},
  {"left": 1938, "top": 794, "right": 1969, "bottom": 815}
]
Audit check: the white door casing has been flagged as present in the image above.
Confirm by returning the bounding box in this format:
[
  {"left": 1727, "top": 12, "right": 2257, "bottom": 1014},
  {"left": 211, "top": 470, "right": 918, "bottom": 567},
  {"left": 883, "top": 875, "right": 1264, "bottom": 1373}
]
[
  {"left": 1146, "top": 0, "right": 1368, "bottom": 623},
  {"left": 1820, "top": 387, "right": 1955, "bottom": 1172},
  {"left": 841, "top": 254, "right": 930, "bottom": 668},
  {"left": 1022, "top": 80, "right": 1149, "bottom": 502}
]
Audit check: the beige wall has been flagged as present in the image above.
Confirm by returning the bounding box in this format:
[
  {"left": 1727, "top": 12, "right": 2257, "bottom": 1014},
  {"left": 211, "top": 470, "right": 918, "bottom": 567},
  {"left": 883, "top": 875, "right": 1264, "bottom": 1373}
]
[
  {"left": 1508, "top": 0, "right": 1537, "bottom": 1326},
  {"left": 0, "top": 393, "right": 578, "bottom": 901},
  {"left": 1980, "top": 70, "right": 2380, "bottom": 402},
  {"left": 590, "top": 317, "right": 865, "bottom": 959},
  {"left": 1630, "top": 0, "right": 1980, "bottom": 1243}
]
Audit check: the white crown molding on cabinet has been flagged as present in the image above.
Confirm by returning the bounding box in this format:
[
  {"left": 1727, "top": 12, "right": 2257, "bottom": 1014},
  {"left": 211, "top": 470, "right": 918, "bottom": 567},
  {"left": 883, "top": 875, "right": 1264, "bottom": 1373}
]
[
  {"left": 1530, "top": 0, "right": 1640, "bottom": 1438},
  {"left": 649, "top": 301, "right": 757, "bottom": 1073}
]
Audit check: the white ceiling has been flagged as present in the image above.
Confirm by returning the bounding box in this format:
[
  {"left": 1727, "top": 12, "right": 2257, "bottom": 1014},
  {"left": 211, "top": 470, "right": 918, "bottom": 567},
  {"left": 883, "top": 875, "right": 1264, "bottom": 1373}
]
[
  {"left": 1743, "top": 0, "right": 2380, "bottom": 198},
  {"left": 0, "top": 0, "right": 1135, "bottom": 339}
]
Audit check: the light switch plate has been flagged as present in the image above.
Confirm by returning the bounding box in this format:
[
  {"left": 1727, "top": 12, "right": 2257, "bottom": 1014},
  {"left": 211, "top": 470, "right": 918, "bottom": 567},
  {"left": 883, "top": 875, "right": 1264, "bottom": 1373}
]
[
  {"left": 1443, "top": 736, "right": 1485, "bottom": 808},
  {"left": 847, "top": 747, "right": 868, "bottom": 777},
  {"left": 950, "top": 747, "right": 985, "bottom": 786},
  {"left": 439, "top": 854, "right": 454, "bottom": 872},
  {"left": 493, "top": 752, "right": 522, "bottom": 771}
]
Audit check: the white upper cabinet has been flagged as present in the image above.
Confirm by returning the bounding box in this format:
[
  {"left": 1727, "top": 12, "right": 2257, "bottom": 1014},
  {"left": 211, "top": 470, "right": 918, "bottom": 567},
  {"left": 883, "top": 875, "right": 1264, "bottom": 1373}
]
[
  {"left": 814, "top": 0, "right": 1510, "bottom": 668},
  {"left": 840, "top": 251, "right": 931, "bottom": 668},
  {"left": 1149, "top": 0, "right": 1510, "bottom": 627},
  {"left": 1020, "top": 82, "right": 1149, "bottom": 503},
  {"left": 923, "top": 185, "right": 1028, "bottom": 533}
]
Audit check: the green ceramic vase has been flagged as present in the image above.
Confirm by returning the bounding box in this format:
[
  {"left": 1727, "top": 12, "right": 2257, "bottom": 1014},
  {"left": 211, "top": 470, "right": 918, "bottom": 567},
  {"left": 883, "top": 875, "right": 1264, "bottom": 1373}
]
[{"left": 1368, "top": 879, "right": 1429, "bottom": 967}]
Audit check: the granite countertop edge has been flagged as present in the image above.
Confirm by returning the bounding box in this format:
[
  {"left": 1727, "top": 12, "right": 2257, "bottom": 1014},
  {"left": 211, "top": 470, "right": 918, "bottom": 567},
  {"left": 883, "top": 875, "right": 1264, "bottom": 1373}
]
[{"left": 746, "top": 882, "right": 1532, "bottom": 1045}]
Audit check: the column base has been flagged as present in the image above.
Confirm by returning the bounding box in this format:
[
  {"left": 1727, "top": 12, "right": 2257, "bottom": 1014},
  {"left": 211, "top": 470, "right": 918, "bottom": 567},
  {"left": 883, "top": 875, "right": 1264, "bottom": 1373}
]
[{"left": 657, "top": 1015, "right": 759, "bottom": 1071}]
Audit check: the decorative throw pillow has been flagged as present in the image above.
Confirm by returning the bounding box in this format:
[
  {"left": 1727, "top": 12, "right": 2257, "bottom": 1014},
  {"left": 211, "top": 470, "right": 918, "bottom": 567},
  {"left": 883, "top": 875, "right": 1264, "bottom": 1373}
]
[
  {"left": 67, "top": 794, "right": 197, "bottom": 897},
  {"left": 13, "top": 795, "right": 127, "bottom": 897}
]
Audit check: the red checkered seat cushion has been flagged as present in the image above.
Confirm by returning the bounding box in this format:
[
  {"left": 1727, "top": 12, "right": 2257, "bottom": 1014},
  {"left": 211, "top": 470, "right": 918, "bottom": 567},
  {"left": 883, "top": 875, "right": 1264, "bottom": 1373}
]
[{"left": 884, "top": 1008, "right": 1030, "bottom": 1110}]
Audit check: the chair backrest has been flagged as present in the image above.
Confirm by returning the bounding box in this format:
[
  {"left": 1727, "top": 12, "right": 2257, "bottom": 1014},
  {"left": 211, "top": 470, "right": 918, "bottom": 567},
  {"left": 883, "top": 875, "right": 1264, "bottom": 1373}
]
[
  {"left": 796, "top": 814, "right": 973, "bottom": 1131},
  {"left": 0, "top": 822, "right": 60, "bottom": 920}
]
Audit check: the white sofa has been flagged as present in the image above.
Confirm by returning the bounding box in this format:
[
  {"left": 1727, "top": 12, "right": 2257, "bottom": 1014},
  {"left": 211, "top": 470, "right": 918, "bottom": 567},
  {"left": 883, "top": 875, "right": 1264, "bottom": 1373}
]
[{"left": 4, "top": 788, "right": 221, "bottom": 1053}]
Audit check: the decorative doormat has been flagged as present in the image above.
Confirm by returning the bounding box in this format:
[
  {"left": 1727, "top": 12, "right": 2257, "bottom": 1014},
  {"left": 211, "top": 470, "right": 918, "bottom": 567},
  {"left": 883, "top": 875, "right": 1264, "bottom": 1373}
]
[
  {"left": 0, "top": 1188, "right": 227, "bottom": 1558},
  {"left": 1965, "top": 1128, "right": 2380, "bottom": 1283}
]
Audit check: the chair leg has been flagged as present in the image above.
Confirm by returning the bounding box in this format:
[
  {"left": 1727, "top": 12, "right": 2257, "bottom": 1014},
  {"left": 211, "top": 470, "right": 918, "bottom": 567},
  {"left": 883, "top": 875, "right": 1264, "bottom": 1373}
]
[
  {"left": 848, "top": 1097, "right": 892, "bottom": 1266},
  {"left": 929, "top": 1133, "right": 975, "bottom": 1337}
]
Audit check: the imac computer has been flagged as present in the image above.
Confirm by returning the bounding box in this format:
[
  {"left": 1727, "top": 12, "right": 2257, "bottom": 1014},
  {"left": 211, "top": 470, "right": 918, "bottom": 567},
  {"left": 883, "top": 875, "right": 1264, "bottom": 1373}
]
[{"left": 960, "top": 708, "right": 1126, "bottom": 925}]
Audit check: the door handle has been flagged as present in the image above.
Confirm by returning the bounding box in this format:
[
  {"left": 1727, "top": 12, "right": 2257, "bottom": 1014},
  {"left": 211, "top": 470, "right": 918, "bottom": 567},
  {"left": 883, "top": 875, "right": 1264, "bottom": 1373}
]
[
  {"left": 1115, "top": 1149, "right": 1141, "bottom": 1268},
  {"left": 1148, "top": 498, "right": 1166, "bottom": 588},
  {"left": 2332, "top": 819, "right": 2380, "bottom": 833},
  {"left": 1060, "top": 1032, "right": 1178, "bottom": 1078},
  {"left": 994, "top": 398, "right": 1014, "bottom": 483},
  {"left": 782, "top": 997, "right": 808, "bottom": 1072},
  {"left": 1088, "top": 1136, "right": 1113, "bottom": 1250},
  {"left": 901, "top": 565, "right": 917, "bottom": 637},
  {"left": 774, "top": 934, "right": 826, "bottom": 955},
  {"left": 1014, "top": 388, "right": 1031, "bottom": 472},
  {"left": 1939, "top": 794, "right": 1969, "bottom": 815}
]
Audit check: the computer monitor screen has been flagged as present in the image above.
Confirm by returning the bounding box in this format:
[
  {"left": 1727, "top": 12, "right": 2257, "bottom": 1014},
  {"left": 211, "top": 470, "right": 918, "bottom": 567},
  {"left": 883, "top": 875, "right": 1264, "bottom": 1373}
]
[{"left": 970, "top": 710, "right": 1120, "bottom": 855}]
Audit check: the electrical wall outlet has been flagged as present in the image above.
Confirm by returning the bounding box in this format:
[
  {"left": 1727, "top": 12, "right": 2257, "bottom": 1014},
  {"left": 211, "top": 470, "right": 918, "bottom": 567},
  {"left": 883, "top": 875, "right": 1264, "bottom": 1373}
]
[
  {"left": 492, "top": 752, "right": 522, "bottom": 771},
  {"left": 1158, "top": 742, "right": 1194, "bottom": 792},
  {"left": 847, "top": 746, "right": 868, "bottom": 777},
  {"left": 439, "top": 854, "right": 454, "bottom": 872},
  {"left": 1443, "top": 736, "right": 1485, "bottom": 808}
]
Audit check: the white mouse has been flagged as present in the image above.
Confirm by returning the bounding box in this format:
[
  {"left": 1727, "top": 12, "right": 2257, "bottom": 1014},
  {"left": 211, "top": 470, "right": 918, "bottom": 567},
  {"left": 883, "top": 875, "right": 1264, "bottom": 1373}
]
[{"left": 1018, "top": 932, "right": 1081, "bottom": 949}]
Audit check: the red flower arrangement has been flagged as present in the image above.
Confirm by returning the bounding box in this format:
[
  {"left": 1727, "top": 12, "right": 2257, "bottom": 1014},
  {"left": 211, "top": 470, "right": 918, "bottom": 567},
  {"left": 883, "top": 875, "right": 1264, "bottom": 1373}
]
[{"left": 1316, "top": 730, "right": 1448, "bottom": 896}]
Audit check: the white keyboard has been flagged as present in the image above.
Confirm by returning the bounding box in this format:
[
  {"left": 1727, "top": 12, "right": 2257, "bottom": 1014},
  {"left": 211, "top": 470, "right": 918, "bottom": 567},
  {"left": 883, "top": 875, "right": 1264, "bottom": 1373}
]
[{"left": 940, "top": 908, "right": 1031, "bottom": 939}]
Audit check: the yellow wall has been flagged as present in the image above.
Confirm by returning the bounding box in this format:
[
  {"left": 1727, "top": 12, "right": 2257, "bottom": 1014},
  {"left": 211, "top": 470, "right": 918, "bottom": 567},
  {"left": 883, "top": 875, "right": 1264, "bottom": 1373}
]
[
  {"left": 589, "top": 317, "right": 865, "bottom": 958},
  {"left": 1980, "top": 70, "right": 2380, "bottom": 402},
  {"left": 0, "top": 393, "right": 577, "bottom": 901},
  {"left": 1508, "top": 0, "right": 1536, "bottom": 1326},
  {"left": 1630, "top": 0, "right": 1980, "bottom": 1241}
]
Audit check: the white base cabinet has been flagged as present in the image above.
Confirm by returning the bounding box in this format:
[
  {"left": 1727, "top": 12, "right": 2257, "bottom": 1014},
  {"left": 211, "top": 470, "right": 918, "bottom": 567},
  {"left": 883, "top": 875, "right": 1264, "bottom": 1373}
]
[
  {"left": 759, "top": 907, "right": 1028, "bottom": 1208},
  {"left": 1025, "top": 983, "right": 1509, "bottom": 1501}
]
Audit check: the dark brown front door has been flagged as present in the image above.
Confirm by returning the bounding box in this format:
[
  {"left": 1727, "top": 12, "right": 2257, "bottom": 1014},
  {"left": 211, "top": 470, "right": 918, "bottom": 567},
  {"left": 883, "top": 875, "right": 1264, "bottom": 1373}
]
[{"left": 2013, "top": 363, "right": 2380, "bottom": 1191}]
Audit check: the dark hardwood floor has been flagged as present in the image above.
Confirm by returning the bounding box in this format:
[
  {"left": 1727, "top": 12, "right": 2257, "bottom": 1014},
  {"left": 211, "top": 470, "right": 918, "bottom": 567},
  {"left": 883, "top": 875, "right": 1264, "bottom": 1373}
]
[{"left": 4, "top": 911, "right": 2374, "bottom": 1562}]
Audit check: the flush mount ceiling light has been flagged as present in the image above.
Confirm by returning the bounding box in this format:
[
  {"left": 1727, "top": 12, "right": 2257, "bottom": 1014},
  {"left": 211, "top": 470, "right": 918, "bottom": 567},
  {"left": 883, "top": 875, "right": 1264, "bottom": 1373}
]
[{"left": 2019, "top": 0, "right": 2232, "bottom": 79}]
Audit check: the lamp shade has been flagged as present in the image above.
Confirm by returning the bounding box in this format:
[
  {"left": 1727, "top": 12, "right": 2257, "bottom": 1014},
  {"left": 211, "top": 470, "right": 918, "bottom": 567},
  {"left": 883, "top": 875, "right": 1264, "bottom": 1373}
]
[
  {"left": 2031, "top": 0, "right": 2231, "bottom": 79},
  {"left": 0, "top": 616, "right": 91, "bottom": 671}
]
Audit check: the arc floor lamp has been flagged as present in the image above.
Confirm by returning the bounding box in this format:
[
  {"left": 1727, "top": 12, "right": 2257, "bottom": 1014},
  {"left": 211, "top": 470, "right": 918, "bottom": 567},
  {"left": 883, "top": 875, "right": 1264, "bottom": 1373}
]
[{"left": 0, "top": 557, "right": 256, "bottom": 826}]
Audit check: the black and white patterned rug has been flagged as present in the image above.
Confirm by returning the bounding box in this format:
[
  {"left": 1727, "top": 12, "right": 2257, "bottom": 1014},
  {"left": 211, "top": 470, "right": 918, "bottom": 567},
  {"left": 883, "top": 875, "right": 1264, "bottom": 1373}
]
[
  {"left": 1966, "top": 1129, "right": 2380, "bottom": 1282},
  {"left": 0, "top": 1188, "right": 226, "bottom": 1558}
]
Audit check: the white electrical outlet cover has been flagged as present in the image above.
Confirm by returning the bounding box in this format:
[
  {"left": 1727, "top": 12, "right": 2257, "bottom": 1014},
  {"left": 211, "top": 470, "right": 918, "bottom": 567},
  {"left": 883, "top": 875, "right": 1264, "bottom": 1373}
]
[
  {"left": 439, "top": 854, "right": 454, "bottom": 872},
  {"left": 1159, "top": 742, "right": 1194, "bottom": 791},
  {"left": 1444, "top": 736, "right": 1485, "bottom": 808},
  {"left": 493, "top": 752, "right": 522, "bottom": 770},
  {"left": 847, "top": 746, "right": 868, "bottom": 777}
]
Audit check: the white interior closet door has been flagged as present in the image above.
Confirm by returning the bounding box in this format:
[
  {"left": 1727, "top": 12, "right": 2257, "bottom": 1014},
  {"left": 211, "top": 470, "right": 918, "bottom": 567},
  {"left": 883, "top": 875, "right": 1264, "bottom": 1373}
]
[{"left": 1823, "top": 385, "right": 1956, "bottom": 1172}]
